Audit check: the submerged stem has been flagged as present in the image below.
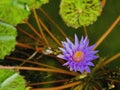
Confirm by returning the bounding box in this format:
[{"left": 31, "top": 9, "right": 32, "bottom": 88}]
[
  {"left": 18, "top": 27, "right": 40, "bottom": 42},
  {"left": 16, "top": 42, "right": 42, "bottom": 52},
  {"left": 29, "top": 79, "right": 68, "bottom": 86},
  {"left": 94, "top": 16, "right": 120, "bottom": 50},
  {"left": 25, "top": 21, "right": 43, "bottom": 40},
  {"left": 39, "top": 18, "right": 62, "bottom": 47},
  {"left": 0, "top": 66, "right": 78, "bottom": 76},
  {"left": 16, "top": 42, "right": 35, "bottom": 50},
  {"left": 83, "top": 26, "right": 88, "bottom": 37},
  {"left": 101, "top": 53, "right": 120, "bottom": 67},
  {"left": 39, "top": 8, "right": 67, "bottom": 38},
  {"left": 30, "top": 81, "right": 81, "bottom": 90},
  {"left": 32, "top": 9, "right": 49, "bottom": 46}
]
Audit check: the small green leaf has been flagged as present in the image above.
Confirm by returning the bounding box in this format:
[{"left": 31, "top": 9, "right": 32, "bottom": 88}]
[{"left": 0, "top": 22, "right": 17, "bottom": 59}]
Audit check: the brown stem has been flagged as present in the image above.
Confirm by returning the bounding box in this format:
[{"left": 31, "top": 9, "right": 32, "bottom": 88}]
[
  {"left": 30, "top": 81, "right": 81, "bottom": 90},
  {"left": 6, "top": 56, "right": 78, "bottom": 76},
  {"left": 0, "top": 66, "right": 78, "bottom": 76},
  {"left": 83, "top": 26, "right": 88, "bottom": 36},
  {"left": 16, "top": 42, "right": 42, "bottom": 52},
  {"left": 25, "top": 21, "right": 43, "bottom": 40},
  {"left": 32, "top": 9, "right": 49, "bottom": 46},
  {"left": 6, "top": 56, "right": 62, "bottom": 70},
  {"left": 39, "top": 18, "right": 62, "bottom": 47},
  {"left": 20, "top": 51, "right": 38, "bottom": 66},
  {"left": 29, "top": 79, "right": 68, "bottom": 86},
  {"left": 101, "top": 53, "right": 120, "bottom": 67},
  {"left": 16, "top": 42, "right": 35, "bottom": 50},
  {"left": 18, "top": 27, "right": 39, "bottom": 42},
  {"left": 39, "top": 8, "right": 67, "bottom": 38},
  {"left": 93, "top": 16, "right": 120, "bottom": 50}
]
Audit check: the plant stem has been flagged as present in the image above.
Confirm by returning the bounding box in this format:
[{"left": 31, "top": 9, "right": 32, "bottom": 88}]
[
  {"left": 0, "top": 66, "right": 78, "bottom": 76},
  {"left": 93, "top": 16, "right": 120, "bottom": 50},
  {"left": 16, "top": 42, "right": 42, "bottom": 52},
  {"left": 16, "top": 42, "right": 35, "bottom": 50},
  {"left": 39, "top": 8, "right": 67, "bottom": 38},
  {"left": 6, "top": 56, "right": 78, "bottom": 75},
  {"left": 18, "top": 27, "right": 39, "bottom": 42},
  {"left": 20, "top": 51, "right": 38, "bottom": 66},
  {"left": 29, "top": 79, "right": 68, "bottom": 86},
  {"left": 39, "top": 18, "right": 62, "bottom": 47},
  {"left": 25, "top": 21, "right": 43, "bottom": 40},
  {"left": 83, "top": 26, "right": 88, "bottom": 36},
  {"left": 32, "top": 9, "right": 49, "bottom": 46},
  {"left": 101, "top": 53, "right": 120, "bottom": 67},
  {"left": 30, "top": 81, "right": 81, "bottom": 90},
  {"left": 6, "top": 56, "right": 62, "bottom": 70}
]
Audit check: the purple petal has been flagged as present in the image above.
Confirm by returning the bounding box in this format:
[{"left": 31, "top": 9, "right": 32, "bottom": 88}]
[
  {"left": 58, "top": 47, "right": 67, "bottom": 54},
  {"left": 63, "top": 62, "right": 70, "bottom": 66},
  {"left": 87, "top": 62, "right": 94, "bottom": 66},
  {"left": 85, "top": 66, "right": 91, "bottom": 73},
  {"left": 66, "top": 38, "right": 75, "bottom": 52},
  {"left": 57, "top": 54, "right": 66, "bottom": 59},
  {"left": 74, "top": 34, "right": 79, "bottom": 49},
  {"left": 78, "top": 66, "right": 84, "bottom": 73},
  {"left": 87, "top": 44, "right": 96, "bottom": 50},
  {"left": 62, "top": 42, "right": 73, "bottom": 55}
]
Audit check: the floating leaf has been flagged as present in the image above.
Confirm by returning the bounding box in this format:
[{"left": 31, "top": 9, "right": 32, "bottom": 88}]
[
  {"left": 17, "top": 0, "right": 49, "bottom": 9},
  {"left": 0, "top": 0, "right": 30, "bottom": 25},
  {"left": 59, "top": 0, "right": 102, "bottom": 29},
  {"left": 0, "top": 22, "right": 17, "bottom": 59},
  {"left": 0, "top": 69, "right": 26, "bottom": 90}
]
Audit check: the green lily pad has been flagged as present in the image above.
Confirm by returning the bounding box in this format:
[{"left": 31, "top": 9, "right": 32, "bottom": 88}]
[
  {"left": 0, "top": 0, "right": 30, "bottom": 25},
  {"left": 0, "top": 69, "right": 26, "bottom": 90},
  {"left": 0, "top": 22, "right": 17, "bottom": 59},
  {"left": 17, "top": 0, "right": 49, "bottom": 9}
]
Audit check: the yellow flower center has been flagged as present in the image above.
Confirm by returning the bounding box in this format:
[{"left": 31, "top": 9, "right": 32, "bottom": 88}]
[{"left": 73, "top": 51, "right": 84, "bottom": 62}]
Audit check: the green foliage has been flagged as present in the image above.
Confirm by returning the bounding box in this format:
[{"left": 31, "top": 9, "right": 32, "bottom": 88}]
[
  {"left": 0, "top": 22, "right": 17, "bottom": 59},
  {"left": 0, "top": 0, "right": 30, "bottom": 25},
  {"left": 0, "top": 69, "right": 26, "bottom": 90},
  {"left": 0, "top": 0, "right": 49, "bottom": 25},
  {"left": 17, "top": 0, "right": 49, "bottom": 9},
  {"left": 59, "top": 0, "right": 101, "bottom": 29}
]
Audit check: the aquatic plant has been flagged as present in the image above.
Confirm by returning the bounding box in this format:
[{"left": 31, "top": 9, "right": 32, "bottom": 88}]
[
  {"left": 0, "top": 0, "right": 120, "bottom": 90},
  {"left": 0, "top": 69, "right": 26, "bottom": 90},
  {"left": 58, "top": 34, "right": 98, "bottom": 73},
  {"left": 0, "top": 22, "right": 17, "bottom": 59},
  {"left": 0, "top": 0, "right": 49, "bottom": 25},
  {"left": 59, "top": 0, "right": 102, "bottom": 28}
]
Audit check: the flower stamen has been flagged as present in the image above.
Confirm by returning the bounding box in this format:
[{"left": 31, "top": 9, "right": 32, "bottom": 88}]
[{"left": 73, "top": 51, "right": 84, "bottom": 62}]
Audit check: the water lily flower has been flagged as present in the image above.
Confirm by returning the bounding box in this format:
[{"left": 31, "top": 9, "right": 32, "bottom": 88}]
[{"left": 57, "top": 34, "right": 98, "bottom": 73}]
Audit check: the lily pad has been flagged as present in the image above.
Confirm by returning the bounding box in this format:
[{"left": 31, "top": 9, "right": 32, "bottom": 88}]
[
  {"left": 0, "top": 69, "right": 26, "bottom": 90},
  {"left": 0, "top": 0, "right": 30, "bottom": 25},
  {"left": 0, "top": 22, "right": 17, "bottom": 59}
]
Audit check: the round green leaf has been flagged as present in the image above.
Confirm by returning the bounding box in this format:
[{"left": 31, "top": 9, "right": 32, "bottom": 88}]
[
  {"left": 59, "top": 0, "right": 101, "bottom": 29},
  {"left": 0, "top": 22, "right": 17, "bottom": 59}
]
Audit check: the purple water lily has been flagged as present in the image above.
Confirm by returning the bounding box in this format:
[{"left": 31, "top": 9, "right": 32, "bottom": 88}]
[{"left": 57, "top": 34, "right": 98, "bottom": 73}]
